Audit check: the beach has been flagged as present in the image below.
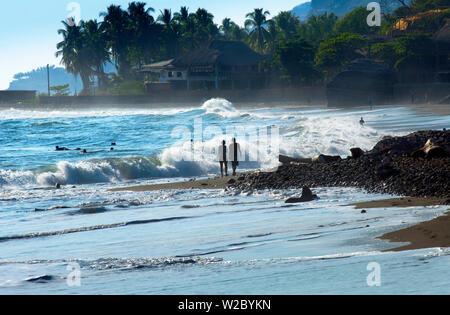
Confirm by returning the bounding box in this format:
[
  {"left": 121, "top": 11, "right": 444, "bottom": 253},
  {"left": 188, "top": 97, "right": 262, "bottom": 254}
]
[{"left": 1, "top": 100, "right": 450, "bottom": 294}]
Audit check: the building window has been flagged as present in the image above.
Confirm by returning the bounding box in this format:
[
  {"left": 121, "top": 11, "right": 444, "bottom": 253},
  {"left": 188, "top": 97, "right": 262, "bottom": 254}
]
[
  {"left": 177, "top": 72, "right": 182, "bottom": 78},
  {"left": 168, "top": 71, "right": 173, "bottom": 78}
]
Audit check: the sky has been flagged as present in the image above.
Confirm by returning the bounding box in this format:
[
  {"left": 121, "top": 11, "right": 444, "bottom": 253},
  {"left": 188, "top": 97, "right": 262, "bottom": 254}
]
[{"left": 0, "top": 0, "right": 308, "bottom": 90}]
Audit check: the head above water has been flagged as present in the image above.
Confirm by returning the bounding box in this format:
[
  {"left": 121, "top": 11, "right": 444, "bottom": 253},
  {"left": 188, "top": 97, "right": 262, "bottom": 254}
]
[{"left": 222, "top": 140, "right": 226, "bottom": 145}]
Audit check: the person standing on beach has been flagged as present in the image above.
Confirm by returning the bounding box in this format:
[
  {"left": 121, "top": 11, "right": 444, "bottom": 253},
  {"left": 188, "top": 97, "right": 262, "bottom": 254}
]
[
  {"left": 229, "top": 138, "right": 242, "bottom": 176},
  {"left": 218, "top": 140, "right": 228, "bottom": 177}
]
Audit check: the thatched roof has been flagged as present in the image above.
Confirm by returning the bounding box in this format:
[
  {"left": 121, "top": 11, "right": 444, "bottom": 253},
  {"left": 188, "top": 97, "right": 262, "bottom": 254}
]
[
  {"left": 172, "top": 40, "right": 268, "bottom": 67},
  {"left": 433, "top": 19, "right": 450, "bottom": 44}
]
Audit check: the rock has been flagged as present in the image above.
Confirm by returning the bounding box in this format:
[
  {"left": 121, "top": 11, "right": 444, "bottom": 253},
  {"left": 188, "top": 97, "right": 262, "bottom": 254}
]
[
  {"left": 312, "top": 154, "right": 342, "bottom": 163},
  {"left": 285, "top": 186, "right": 318, "bottom": 203},
  {"left": 55, "top": 183, "right": 61, "bottom": 189},
  {"left": 227, "top": 178, "right": 236, "bottom": 184},
  {"left": 279, "top": 154, "right": 311, "bottom": 164},
  {"left": 350, "top": 148, "right": 364, "bottom": 159},
  {"left": 376, "top": 163, "right": 399, "bottom": 180},
  {"left": 361, "top": 210, "right": 367, "bottom": 214}
]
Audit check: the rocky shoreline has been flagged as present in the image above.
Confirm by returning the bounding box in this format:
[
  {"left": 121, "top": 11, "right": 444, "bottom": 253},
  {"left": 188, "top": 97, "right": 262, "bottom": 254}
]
[{"left": 231, "top": 130, "right": 450, "bottom": 201}]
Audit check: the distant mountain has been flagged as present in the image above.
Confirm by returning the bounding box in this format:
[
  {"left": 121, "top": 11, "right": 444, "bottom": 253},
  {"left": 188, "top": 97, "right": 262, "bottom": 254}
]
[
  {"left": 292, "top": 2, "right": 312, "bottom": 21},
  {"left": 8, "top": 66, "right": 82, "bottom": 95},
  {"left": 8, "top": 63, "right": 116, "bottom": 95},
  {"left": 295, "top": 0, "right": 410, "bottom": 18}
]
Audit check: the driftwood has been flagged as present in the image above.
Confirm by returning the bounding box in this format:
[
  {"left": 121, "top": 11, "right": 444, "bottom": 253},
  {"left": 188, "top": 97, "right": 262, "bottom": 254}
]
[{"left": 410, "top": 139, "right": 450, "bottom": 159}]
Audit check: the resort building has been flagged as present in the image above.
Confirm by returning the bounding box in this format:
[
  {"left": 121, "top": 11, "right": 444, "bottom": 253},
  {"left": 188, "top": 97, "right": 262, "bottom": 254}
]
[{"left": 142, "top": 40, "right": 269, "bottom": 92}]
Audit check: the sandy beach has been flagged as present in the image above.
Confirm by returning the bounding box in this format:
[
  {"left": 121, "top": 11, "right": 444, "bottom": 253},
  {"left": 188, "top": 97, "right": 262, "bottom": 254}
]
[
  {"left": 111, "top": 175, "right": 241, "bottom": 192},
  {"left": 379, "top": 211, "right": 450, "bottom": 252}
]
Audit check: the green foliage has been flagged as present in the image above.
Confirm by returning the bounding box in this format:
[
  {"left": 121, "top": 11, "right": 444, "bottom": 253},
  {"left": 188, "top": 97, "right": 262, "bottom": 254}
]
[
  {"left": 315, "top": 33, "right": 368, "bottom": 73},
  {"left": 333, "top": 7, "right": 379, "bottom": 35},
  {"left": 297, "top": 13, "right": 338, "bottom": 46},
  {"left": 371, "top": 34, "right": 435, "bottom": 72},
  {"left": 274, "top": 37, "right": 319, "bottom": 85},
  {"left": 411, "top": 0, "right": 450, "bottom": 13},
  {"left": 50, "top": 84, "right": 71, "bottom": 96},
  {"left": 108, "top": 80, "right": 145, "bottom": 95}
]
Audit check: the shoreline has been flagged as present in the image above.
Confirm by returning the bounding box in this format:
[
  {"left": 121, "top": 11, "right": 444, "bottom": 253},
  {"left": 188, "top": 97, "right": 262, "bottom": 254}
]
[
  {"left": 378, "top": 211, "right": 450, "bottom": 252},
  {"left": 111, "top": 176, "right": 450, "bottom": 252}
]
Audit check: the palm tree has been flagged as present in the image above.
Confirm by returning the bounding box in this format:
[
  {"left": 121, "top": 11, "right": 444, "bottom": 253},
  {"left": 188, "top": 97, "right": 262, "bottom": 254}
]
[
  {"left": 158, "top": 9, "right": 173, "bottom": 28},
  {"left": 127, "top": 2, "right": 156, "bottom": 68},
  {"left": 174, "top": 6, "right": 190, "bottom": 24},
  {"left": 100, "top": 5, "right": 131, "bottom": 79},
  {"left": 245, "top": 8, "right": 271, "bottom": 53},
  {"left": 81, "top": 19, "right": 110, "bottom": 91},
  {"left": 56, "top": 20, "right": 91, "bottom": 94},
  {"left": 220, "top": 18, "right": 235, "bottom": 40},
  {"left": 192, "top": 8, "right": 218, "bottom": 45}
]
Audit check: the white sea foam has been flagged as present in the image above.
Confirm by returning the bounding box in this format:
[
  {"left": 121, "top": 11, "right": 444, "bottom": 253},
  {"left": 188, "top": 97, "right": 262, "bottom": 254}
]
[{"left": 200, "top": 98, "right": 244, "bottom": 118}]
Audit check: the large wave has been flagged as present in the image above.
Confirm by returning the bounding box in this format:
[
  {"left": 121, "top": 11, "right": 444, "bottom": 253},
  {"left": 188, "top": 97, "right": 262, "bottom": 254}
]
[{"left": 0, "top": 98, "right": 386, "bottom": 188}]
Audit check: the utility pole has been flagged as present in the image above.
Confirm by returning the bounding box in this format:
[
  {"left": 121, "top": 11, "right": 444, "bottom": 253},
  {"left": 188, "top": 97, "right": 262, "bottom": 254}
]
[{"left": 47, "top": 64, "right": 51, "bottom": 96}]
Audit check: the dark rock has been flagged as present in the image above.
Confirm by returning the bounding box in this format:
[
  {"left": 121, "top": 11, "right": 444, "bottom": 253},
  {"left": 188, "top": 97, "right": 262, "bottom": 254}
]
[
  {"left": 350, "top": 148, "right": 364, "bottom": 159},
  {"left": 361, "top": 210, "right": 367, "bottom": 214},
  {"left": 285, "top": 186, "right": 318, "bottom": 203},
  {"left": 279, "top": 154, "right": 311, "bottom": 164},
  {"left": 227, "top": 178, "right": 236, "bottom": 184},
  {"left": 312, "top": 154, "right": 342, "bottom": 163}
]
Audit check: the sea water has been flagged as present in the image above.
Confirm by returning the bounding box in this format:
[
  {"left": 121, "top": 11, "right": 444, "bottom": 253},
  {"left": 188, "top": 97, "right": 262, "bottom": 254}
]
[{"left": 0, "top": 99, "right": 449, "bottom": 294}]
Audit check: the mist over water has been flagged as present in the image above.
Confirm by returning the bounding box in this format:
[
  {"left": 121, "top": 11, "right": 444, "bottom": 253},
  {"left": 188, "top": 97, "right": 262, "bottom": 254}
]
[
  {"left": 1, "top": 99, "right": 449, "bottom": 294},
  {"left": 2, "top": 99, "right": 444, "bottom": 188}
]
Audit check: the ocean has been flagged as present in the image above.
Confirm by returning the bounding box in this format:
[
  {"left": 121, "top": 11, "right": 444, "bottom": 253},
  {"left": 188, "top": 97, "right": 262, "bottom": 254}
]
[{"left": 0, "top": 99, "right": 449, "bottom": 294}]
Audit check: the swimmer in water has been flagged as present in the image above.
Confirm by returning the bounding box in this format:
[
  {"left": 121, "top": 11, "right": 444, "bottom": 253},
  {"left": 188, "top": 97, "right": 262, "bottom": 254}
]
[
  {"left": 55, "top": 146, "right": 70, "bottom": 151},
  {"left": 359, "top": 117, "right": 365, "bottom": 126}
]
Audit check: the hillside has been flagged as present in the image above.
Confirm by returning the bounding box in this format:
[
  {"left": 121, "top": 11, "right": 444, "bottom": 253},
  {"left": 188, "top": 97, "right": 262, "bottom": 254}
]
[{"left": 296, "top": 0, "right": 409, "bottom": 18}]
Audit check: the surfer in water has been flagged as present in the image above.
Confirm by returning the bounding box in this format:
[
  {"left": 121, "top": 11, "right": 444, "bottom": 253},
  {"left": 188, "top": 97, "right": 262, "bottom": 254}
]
[
  {"left": 229, "top": 138, "right": 242, "bottom": 176},
  {"left": 360, "top": 117, "right": 365, "bottom": 126},
  {"left": 218, "top": 140, "right": 228, "bottom": 177},
  {"left": 55, "top": 146, "right": 70, "bottom": 151}
]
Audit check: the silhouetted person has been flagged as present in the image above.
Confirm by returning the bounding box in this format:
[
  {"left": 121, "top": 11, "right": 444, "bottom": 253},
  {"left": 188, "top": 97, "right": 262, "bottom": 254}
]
[
  {"left": 360, "top": 117, "right": 365, "bottom": 126},
  {"left": 229, "top": 138, "right": 242, "bottom": 176},
  {"left": 218, "top": 140, "right": 228, "bottom": 177},
  {"left": 55, "top": 146, "right": 69, "bottom": 151},
  {"left": 82, "top": 149, "right": 87, "bottom": 154}
]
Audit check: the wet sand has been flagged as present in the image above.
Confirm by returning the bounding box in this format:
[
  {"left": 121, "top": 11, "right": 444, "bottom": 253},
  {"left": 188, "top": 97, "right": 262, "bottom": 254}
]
[
  {"left": 408, "top": 103, "right": 450, "bottom": 116},
  {"left": 110, "top": 175, "right": 241, "bottom": 192},
  {"left": 350, "top": 197, "right": 448, "bottom": 209},
  {"left": 352, "top": 197, "right": 450, "bottom": 251},
  {"left": 379, "top": 211, "right": 450, "bottom": 252}
]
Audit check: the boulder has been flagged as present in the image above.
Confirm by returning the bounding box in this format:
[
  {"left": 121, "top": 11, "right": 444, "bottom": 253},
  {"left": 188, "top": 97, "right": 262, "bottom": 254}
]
[
  {"left": 312, "top": 154, "right": 342, "bottom": 163},
  {"left": 376, "top": 163, "right": 399, "bottom": 180},
  {"left": 285, "top": 186, "right": 318, "bottom": 203},
  {"left": 350, "top": 148, "right": 364, "bottom": 159}
]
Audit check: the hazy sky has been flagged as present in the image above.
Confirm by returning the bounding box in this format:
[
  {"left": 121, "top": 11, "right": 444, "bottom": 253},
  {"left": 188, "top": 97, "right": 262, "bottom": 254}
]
[{"left": 0, "top": 0, "right": 308, "bottom": 90}]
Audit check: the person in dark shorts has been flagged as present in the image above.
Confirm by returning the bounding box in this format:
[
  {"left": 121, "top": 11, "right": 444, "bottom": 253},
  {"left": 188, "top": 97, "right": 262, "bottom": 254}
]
[
  {"left": 229, "top": 138, "right": 242, "bottom": 176},
  {"left": 218, "top": 140, "right": 228, "bottom": 177}
]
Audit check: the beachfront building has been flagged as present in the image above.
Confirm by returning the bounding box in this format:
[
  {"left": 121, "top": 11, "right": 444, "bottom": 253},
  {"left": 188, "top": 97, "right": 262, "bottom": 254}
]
[{"left": 142, "top": 40, "right": 269, "bottom": 91}]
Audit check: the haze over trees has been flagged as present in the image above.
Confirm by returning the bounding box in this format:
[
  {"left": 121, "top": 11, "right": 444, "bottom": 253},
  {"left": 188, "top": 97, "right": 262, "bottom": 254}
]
[{"left": 53, "top": 0, "right": 450, "bottom": 94}]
